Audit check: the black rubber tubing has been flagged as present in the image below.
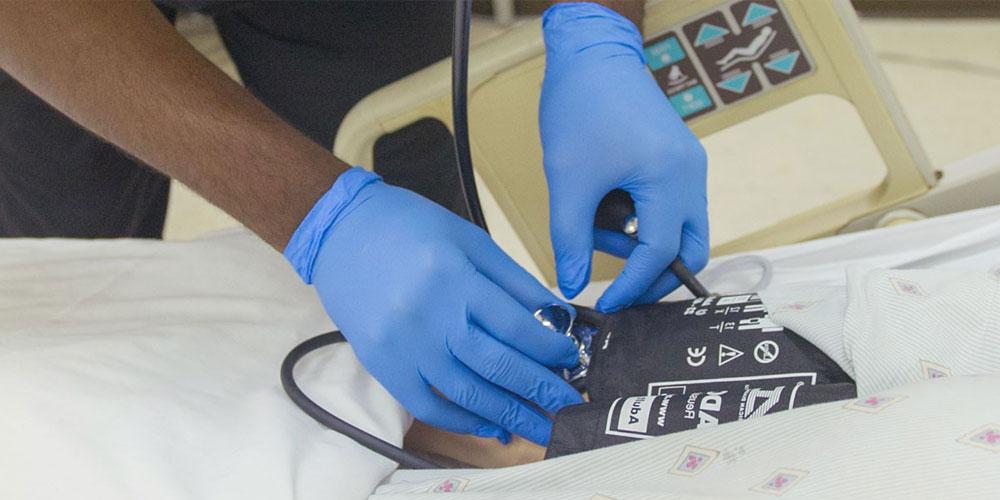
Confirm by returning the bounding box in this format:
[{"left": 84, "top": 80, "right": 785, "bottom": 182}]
[{"left": 280, "top": 331, "right": 443, "bottom": 469}]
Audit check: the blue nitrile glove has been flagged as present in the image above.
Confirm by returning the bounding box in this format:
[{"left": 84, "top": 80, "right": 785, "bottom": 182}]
[
  {"left": 540, "top": 3, "right": 710, "bottom": 312},
  {"left": 284, "top": 168, "right": 583, "bottom": 445}
]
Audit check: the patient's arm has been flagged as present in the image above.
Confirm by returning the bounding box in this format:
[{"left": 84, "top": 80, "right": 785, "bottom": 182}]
[
  {"left": 0, "top": 1, "right": 347, "bottom": 249},
  {"left": 405, "top": 421, "right": 545, "bottom": 468},
  {"left": 555, "top": 1, "right": 644, "bottom": 28}
]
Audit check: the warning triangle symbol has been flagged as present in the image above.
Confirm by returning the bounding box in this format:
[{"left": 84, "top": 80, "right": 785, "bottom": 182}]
[{"left": 719, "top": 344, "right": 744, "bottom": 366}]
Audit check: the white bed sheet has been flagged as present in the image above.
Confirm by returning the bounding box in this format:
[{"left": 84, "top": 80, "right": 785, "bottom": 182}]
[
  {"left": 575, "top": 204, "right": 1000, "bottom": 306},
  {"left": 0, "top": 232, "right": 407, "bottom": 500},
  {"left": 3, "top": 205, "right": 1000, "bottom": 500}
]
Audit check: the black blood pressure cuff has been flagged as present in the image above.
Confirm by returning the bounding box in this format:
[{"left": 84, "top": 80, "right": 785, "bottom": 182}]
[
  {"left": 547, "top": 383, "right": 857, "bottom": 458},
  {"left": 546, "top": 294, "right": 857, "bottom": 459}
]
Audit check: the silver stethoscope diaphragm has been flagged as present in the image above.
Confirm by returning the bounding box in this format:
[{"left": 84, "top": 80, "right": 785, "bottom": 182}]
[{"left": 534, "top": 304, "right": 591, "bottom": 386}]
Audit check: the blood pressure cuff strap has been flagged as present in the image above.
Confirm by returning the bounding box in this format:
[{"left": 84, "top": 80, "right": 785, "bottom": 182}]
[{"left": 547, "top": 294, "right": 856, "bottom": 459}]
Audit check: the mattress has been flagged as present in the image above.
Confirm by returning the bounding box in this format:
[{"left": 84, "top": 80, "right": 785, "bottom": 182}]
[{"left": 3, "top": 205, "right": 1000, "bottom": 499}]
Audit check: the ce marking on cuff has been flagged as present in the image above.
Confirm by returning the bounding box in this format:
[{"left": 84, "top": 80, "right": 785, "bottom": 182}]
[{"left": 687, "top": 346, "right": 708, "bottom": 367}]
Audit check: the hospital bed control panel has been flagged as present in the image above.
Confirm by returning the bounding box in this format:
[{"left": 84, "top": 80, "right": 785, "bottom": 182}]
[
  {"left": 647, "top": 0, "right": 813, "bottom": 121},
  {"left": 336, "top": 0, "right": 939, "bottom": 287}
]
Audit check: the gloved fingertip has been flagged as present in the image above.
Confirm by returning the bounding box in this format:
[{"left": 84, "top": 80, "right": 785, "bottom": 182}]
[
  {"left": 530, "top": 425, "right": 552, "bottom": 447},
  {"left": 594, "top": 289, "right": 618, "bottom": 312},
  {"left": 476, "top": 425, "right": 510, "bottom": 444},
  {"left": 496, "top": 430, "right": 512, "bottom": 445},
  {"left": 527, "top": 415, "right": 555, "bottom": 447},
  {"left": 557, "top": 283, "right": 579, "bottom": 300},
  {"left": 556, "top": 265, "right": 589, "bottom": 299},
  {"left": 558, "top": 390, "right": 585, "bottom": 410},
  {"left": 594, "top": 228, "right": 637, "bottom": 259},
  {"left": 537, "top": 377, "right": 584, "bottom": 414},
  {"left": 594, "top": 298, "right": 627, "bottom": 314},
  {"left": 595, "top": 268, "right": 650, "bottom": 312},
  {"left": 546, "top": 331, "right": 578, "bottom": 365},
  {"left": 560, "top": 346, "right": 581, "bottom": 369}
]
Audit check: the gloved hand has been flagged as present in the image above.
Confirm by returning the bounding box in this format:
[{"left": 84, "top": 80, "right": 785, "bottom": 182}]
[
  {"left": 540, "top": 2, "right": 710, "bottom": 312},
  {"left": 284, "top": 168, "right": 584, "bottom": 445}
]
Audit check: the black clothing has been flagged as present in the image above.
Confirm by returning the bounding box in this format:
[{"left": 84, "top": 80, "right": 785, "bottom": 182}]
[{"left": 0, "top": 2, "right": 454, "bottom": 238}]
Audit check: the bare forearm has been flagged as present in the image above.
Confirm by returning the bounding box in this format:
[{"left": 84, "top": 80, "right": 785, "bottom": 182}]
[
  {"left": 0, "top": 1, "right": 347, "bottom": 248},
  {"left": 556, "top": 0, "right": 645, "bottom": 30}
]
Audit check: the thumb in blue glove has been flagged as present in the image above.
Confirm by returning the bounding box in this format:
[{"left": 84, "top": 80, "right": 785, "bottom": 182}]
[
  {"left": 284, "top": 168, "right": 584, "bottom": 446},
  {"left": 540, "top": 2, "right": 710, "bottom": 312}
]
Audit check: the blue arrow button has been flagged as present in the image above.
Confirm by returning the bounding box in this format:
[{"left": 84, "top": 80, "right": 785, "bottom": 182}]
[
  {"left": 742, "top": 2, "right": 778, "bottom": 26},
  {"left": 694, "top": 23, "right": 729, "bottom": 47},
  {"left": 717, "top": 71, "right": 752, "bottom": 94},
  {"left": 764, "top": 50, "right": 801, "bottom": 74}
]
